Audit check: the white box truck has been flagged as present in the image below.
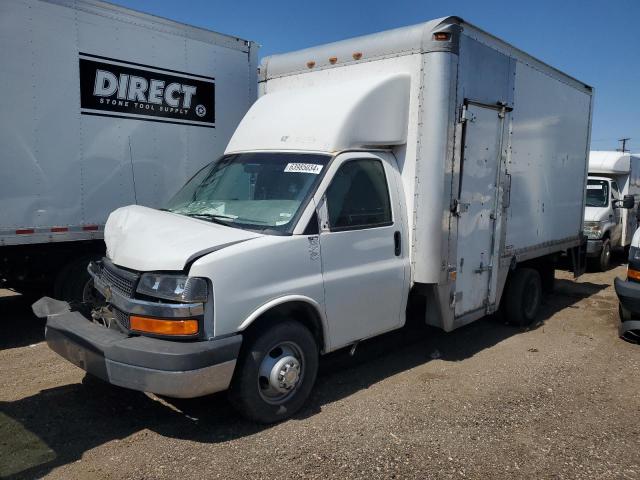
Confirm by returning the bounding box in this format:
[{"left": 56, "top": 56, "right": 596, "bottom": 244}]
[
  {"left": 0, "top": 0, "right": 258, "bottom": 300},
  {"left": 584, "top": 151, "right": 640, "bottom": 270},
  {"left": 38, "top": 16, "right": 593, "bottom": 423}
]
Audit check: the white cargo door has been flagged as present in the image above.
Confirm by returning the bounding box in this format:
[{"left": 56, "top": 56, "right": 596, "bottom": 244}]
[{"left": 455, "top": 103, "right": 504, "bottom": 317}]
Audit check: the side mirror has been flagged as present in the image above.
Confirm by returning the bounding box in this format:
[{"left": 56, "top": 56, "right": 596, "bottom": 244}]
[{"left": 623, "top": 195, "right": 635, "bottom": 209}]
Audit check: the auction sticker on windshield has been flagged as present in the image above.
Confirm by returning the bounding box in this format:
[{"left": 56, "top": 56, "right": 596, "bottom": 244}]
[{"left": 284, "top": 163, "right": 323, "bottom": 174}]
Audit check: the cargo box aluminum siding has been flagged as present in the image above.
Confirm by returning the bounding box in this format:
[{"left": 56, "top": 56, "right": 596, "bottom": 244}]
[
  {"left": 0, "top": 0, "right": 258, "bottom": 247},
  {"left": 255, "top": 16, "right": 592, "bottom": 331}
]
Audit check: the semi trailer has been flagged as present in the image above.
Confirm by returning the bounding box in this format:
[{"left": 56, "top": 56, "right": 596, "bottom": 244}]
[
  {"left": 40, "top": 16, "right": 593, "bottom": 423},
  {"left": 0, "top": 0, "right": 258, "bottom": 300}
]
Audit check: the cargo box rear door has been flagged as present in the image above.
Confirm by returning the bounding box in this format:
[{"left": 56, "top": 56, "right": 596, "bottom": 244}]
[{"left": 453, "top": 102, "right": 506, "bottom": 317}]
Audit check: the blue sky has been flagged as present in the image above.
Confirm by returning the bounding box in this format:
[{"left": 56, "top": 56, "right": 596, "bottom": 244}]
[{"left": 112, "top": 0, "right": 638, "bottom": 152}]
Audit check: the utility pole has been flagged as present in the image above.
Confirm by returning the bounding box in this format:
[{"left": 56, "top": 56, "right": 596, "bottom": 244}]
[{"left": 617, "top": 137, "right": 631, "bottom": 153}]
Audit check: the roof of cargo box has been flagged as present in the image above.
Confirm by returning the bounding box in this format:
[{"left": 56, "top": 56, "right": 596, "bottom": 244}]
[
  {"left": 259, "top": 16, "right": 591, "bottom": 93},
  {"left": 589, "top": 151, "right": 640, "bottom": 174},
  {"left": 225, "top": 73, "right": 411, "bottom": 153},
  {"left": 41, "top": 0, "right": 256, "bottom": 52}
]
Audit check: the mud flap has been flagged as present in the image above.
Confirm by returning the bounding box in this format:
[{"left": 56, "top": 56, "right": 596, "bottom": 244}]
[{"left": 568, "top": 235, "right": 588, "bottom": 278}]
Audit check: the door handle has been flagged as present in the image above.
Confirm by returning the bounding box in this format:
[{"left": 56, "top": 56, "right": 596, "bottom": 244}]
[{"left": 394, "top": 231, "right": 401, "bottom": 256}]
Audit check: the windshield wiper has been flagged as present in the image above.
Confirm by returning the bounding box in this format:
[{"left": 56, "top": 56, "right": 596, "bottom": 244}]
[{"left": 183, "top": 213, "right": 237, "bottom": 226}]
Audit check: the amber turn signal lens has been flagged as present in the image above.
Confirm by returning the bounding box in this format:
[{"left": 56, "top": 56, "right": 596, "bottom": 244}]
[
  {"left": 628, "top": 267, "right": 640, "bottom": 282},
  {"left": 130, "top": 316, "right": 199, "bottom": 336}
]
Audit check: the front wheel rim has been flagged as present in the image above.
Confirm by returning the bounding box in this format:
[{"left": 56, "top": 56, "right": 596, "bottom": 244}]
[{"left": 257, "top": 341, "right": 305, "bottom": 405}]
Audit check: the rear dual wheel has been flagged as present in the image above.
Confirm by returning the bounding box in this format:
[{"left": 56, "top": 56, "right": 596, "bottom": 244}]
[{"left": 503, "top": 267, "right": 542, "bottom": 327}]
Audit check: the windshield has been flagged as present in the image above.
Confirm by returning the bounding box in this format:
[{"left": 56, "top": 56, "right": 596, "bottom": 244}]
[
  {"left": 165, "top": 152, "right": 330, "bottom": 233},
  {"left": 586, "top": 179, "right": 609, "bottom": 208}
]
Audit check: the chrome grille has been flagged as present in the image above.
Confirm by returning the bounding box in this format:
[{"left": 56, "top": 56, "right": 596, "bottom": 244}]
[
  {"left": 113, "top": 308, "right": 131, "bottom": 330},
  {"left": 100, "top": 259, "right": 139, "bottom": 298}
]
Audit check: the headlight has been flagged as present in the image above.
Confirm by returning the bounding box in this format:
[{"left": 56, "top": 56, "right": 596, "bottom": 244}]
[
  {"left": 583, "top": 221, "right": 603, "bottom": 239},
  {"left": 629, "top": 246, "right": 640, "bottom": 262},
  {"left": 136, "top": 274, "right": 208, "bottom": 303}
]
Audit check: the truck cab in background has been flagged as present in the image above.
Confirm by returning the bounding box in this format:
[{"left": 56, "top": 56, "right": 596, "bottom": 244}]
[{"left": 584, "top": 152, "right": 640, "bottom": 271}]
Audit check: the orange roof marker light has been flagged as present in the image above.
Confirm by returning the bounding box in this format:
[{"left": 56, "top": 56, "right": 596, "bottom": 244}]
[
  {"left": 352, "top": 52, "right": 363, "bottom": 60},
  {"left": 433, "top": 32, "right": 451, "bottom": 41},
  {"left": 306, "top": 60, "right": 316, "bottom": 69}
]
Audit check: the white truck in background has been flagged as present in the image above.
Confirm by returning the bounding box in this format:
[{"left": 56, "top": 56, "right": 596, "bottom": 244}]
[
  {"left": 40, "top": 16, "right": 593, "bottom": 423},
  {"left": 584, "top": 151, "right": 640, "bottom": 271},
  {"left": 0, "top": 0, "right": 257, "bottom": 300}
]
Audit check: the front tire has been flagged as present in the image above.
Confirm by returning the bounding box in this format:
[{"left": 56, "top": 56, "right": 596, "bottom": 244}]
[
  {"left": 504, "top": 268, "right": 542, "bottom": 327},
  {"left": 229, "top": 321, "right": 319, "bottom": 424},
  {"left": 597, "top": 239, "right": 611, "bottom": 272}
]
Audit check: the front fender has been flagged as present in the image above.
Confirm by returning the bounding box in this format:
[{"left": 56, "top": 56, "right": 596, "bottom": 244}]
[{"left": 238, "top": 295, "right": 330, "bottom": 351}]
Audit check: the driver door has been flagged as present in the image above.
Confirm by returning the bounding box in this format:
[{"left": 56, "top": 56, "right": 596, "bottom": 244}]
[
  {"left": 316, "top": 152, "right": 409, "bottom": 350},
  {"left": 611, "top": 181, "right": 622, "bottom": 246}
]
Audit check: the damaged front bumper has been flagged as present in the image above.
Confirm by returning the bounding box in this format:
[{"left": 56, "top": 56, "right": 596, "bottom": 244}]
[
  {"left": 40, "top": 301, "right": 242, "bottom": 398},
  {"left": 614, "top": 277, "right": 640, "bottom": 342}
]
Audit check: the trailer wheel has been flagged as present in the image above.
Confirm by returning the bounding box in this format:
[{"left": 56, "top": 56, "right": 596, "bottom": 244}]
[
  {"left": 504, "top": 268, "right": 542, "bottom": 327},
  {"left": 229, "top": 320, "right": 318, "bottom": 424},
  {"left": 54, "top": 256, "right": 99, "bottom": 304}
]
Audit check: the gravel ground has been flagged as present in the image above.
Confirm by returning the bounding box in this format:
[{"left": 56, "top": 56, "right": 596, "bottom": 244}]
[{"left": 1, "top": 264, "right": 639, "bottom": 479}]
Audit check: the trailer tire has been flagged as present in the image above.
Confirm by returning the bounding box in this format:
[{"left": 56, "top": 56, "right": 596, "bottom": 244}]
[
  {"left": 53, "top": 256, "right": 99, "bottom": 304},
  {"left": 504, "top": 268, "right": 542, "bottom": 327},
  {"left": 229, "top": 320, "right": 318, "bottom": 424}
]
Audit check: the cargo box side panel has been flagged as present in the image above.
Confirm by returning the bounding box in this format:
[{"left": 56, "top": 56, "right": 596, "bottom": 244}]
[
  {"left": 506, "top": 63, "right": 591, "bottom": 255},
  {"left": 0, "top": 0, "right": 256, "bottom": 240},
  {"left": 76, "top": 9, "right": 254, "bottom": 221},
  {"left": 0, "top": 0, "right": 85, "bottom": 230}
]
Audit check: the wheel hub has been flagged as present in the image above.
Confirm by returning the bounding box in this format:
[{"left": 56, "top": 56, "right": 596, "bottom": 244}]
[
  {"left": 270, "top": 356, "right": 301, "bottom": 392},
  {"left": 258, "top": 342, "right": 305, "bottom": 404}
]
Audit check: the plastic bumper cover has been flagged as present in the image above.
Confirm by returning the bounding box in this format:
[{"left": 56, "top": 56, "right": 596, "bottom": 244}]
[
  {"left": 45, "top": 311, "right": 242, "bottom": 398},
  {"left": 614, "top": 277, "right": 640, "bottom": 340}
]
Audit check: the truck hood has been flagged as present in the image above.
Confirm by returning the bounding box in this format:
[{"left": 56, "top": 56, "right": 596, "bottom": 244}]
[
  {"left": 584, "top": 206, "right": 609, "bottom": 223},
  {"left": 104, "top": 205, "right": 261, "bottom": 271}
]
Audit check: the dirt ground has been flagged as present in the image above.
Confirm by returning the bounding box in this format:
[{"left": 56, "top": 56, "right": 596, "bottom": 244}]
[{"left": 1, "top": 263, "right": 639, "bottom": 479}]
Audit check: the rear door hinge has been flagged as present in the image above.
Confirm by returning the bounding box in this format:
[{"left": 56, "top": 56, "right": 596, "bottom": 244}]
[
  {"left": 451, "top": 199, "right": 469, "bottom": 216},
  {"left": 460, "top": 104, "right": 475, "bottom": 123}
]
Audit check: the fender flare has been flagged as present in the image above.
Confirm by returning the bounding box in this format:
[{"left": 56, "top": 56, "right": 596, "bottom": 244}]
[{"left": 238, "top": 295, "right": 331, "bottom": 351}]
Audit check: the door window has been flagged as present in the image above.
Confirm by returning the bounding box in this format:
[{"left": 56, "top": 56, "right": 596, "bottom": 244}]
[
  {"left": 611, "top": 181, "right": 620, "bottom": 200},
  {"left": 325, "top": 159, "right": 392, "bottom": 231}
]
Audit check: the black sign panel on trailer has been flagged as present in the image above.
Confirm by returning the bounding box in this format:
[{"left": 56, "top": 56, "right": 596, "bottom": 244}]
[{"left": 79, "top": 53, "right": 215, "bottom": 128}]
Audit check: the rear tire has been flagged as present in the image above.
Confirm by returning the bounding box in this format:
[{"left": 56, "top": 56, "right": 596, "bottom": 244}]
[
  {"left": 504, "top": 268, "right": 542, "bottom": 327},
  {"left": 53, "top": 255, "right": 99, "bottom": 303},
  {"left": 229, "top": 320, "right": 319, "bottom": 424}
]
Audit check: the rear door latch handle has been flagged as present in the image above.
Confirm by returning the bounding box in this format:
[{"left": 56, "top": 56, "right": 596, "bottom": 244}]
[{"left": 394, "top": 231, "right": 401, "bottom": 256}]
